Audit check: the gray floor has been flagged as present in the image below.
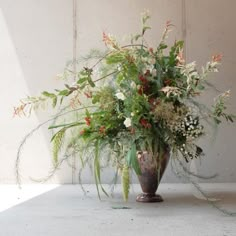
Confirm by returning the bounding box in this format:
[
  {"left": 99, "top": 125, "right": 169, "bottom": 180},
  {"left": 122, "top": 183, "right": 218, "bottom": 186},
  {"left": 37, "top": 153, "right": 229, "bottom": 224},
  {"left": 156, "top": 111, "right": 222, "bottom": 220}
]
[{"left": 0, "top": 184, "right": 236, "bottom": 236}]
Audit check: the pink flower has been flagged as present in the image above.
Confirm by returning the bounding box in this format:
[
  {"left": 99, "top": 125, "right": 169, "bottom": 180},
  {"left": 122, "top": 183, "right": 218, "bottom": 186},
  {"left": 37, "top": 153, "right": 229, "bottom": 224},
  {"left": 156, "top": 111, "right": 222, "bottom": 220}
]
[
  {"left": 212, "top": 54, "right": 223, "bottom": 63},
  {"left": 166, "top": 20, "right": 172, "bottom": 28},
  {"left": 84, "top": 91, "right": 92, "bottom": 98},
  {"left": 80, "top": 130, "right": 85, "bottom": 135},
  {"left": 149, "top": 47, "right": 154, "bottom": 54},
  {"left": 85, "top": 117, "right": 91, "bottom": 126},
  {"left": 102, "top": 32, "right": 118, "bottom": 49}
]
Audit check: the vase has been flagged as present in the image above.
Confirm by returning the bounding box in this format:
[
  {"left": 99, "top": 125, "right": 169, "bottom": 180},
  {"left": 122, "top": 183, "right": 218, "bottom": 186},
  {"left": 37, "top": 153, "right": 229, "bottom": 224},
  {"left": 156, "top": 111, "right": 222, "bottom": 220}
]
[{"left": 136, "top": 147, "right": 170, "bottom": 202}]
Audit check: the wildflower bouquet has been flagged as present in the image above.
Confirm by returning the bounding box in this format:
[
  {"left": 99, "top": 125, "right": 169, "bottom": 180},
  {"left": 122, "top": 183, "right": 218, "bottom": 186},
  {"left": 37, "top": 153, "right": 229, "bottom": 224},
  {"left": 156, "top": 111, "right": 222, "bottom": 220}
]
[{"left": 15, "top": 13, "right": 234, "bottom": 200}]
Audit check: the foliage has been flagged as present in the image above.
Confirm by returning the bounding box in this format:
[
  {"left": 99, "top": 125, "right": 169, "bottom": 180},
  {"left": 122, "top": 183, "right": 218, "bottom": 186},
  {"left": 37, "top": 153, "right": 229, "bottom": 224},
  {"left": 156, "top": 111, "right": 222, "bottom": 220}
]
[
  {"left": 122, "top": 164, "right": 130, "bottom": 202},
  {"left": 15, "top": 12, "right": 235, "bottom": 201}
]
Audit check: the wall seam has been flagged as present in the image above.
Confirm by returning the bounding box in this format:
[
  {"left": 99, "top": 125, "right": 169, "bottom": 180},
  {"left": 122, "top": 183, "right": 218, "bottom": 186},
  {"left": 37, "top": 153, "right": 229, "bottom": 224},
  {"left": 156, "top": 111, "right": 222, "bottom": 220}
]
[
  {"left": 181, "top": 0, "right": 187, "bottom": 60},
  {"left": 72, "top": 0, "right": 78, "bottom": 184}
]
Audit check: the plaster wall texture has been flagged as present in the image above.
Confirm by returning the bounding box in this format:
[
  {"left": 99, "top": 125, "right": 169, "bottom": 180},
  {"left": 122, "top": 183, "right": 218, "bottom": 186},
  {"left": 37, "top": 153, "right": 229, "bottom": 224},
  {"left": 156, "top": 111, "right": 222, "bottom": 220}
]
[{"left": 0, "top": 0, "right": 235, "bottom": 184}]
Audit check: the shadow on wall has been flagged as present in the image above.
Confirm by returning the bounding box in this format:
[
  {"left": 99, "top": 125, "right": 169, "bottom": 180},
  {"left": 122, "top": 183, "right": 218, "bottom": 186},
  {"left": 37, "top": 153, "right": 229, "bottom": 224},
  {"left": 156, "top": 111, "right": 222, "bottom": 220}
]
[
  {"left": 0, "top": 0, "right": 184, "bottom": 184},
  {"left": 0, "top": 0, "right": 73, "bottom": 183}
]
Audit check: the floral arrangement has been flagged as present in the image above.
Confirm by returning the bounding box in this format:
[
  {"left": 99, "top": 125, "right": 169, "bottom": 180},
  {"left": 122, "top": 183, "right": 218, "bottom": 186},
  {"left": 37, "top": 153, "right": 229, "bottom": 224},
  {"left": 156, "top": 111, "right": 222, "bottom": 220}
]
[{"left": 15, "top": 13, "right": 234, "bottom": 201}]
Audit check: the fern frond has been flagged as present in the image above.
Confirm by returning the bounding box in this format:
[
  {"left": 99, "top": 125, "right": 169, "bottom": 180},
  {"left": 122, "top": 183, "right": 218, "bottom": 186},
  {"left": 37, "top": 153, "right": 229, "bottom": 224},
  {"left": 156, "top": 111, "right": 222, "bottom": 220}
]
[
  {"left": 52, "top": 128, "right": 66, "bottom": 165},
  {"left": 122, "top": 164, "right": 130, "bottom": 201}
]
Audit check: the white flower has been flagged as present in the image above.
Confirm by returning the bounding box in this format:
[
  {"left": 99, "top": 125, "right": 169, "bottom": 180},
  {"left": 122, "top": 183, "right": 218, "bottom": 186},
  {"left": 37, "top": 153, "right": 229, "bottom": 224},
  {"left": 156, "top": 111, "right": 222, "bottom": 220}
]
[
  {"left": 148, "top": 57, "right": 156, "bottom": 65},
  {"left": 117, "top": 65, "right": 122, "bottom": 71},
  {"left": 152, "top": 69, "right": 157, "bottom": 77},
  {"left": 131, "top": 112, "right": 135, "bottom": 117},
  {"left": 191, "top": 71, "right": 199, "bottom": 77},
  {"left": 142, "top": 64, "right": 154, "bottom": 74},
  {"left": 124, "top": 117, "right": 132, "bottom": 128},
  {"left": 115, "top": 92, "right": 125, "bottom": 100},
  {"left": 130, "top": 81, "right": 136, "bottom": 89}
]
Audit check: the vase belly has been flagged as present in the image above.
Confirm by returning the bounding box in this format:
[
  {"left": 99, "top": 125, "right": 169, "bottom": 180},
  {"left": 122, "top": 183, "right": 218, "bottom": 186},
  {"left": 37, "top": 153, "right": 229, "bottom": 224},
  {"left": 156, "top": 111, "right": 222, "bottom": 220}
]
[{"left": 136, "top": 148, "right": 170, "bottom": 202}]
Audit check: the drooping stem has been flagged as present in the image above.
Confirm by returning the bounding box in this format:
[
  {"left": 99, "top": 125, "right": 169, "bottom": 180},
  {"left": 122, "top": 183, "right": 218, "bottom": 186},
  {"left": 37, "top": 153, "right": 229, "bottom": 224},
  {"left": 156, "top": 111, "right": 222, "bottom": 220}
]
[
  {"left": 93, "top": 70, "right": 119, "bottom": 83},
  {"left": 91, "top": 44, "right": 147, "bottom": 70},
  {"left": 15, "top": 105, "right": 97, "bottom": 186}
]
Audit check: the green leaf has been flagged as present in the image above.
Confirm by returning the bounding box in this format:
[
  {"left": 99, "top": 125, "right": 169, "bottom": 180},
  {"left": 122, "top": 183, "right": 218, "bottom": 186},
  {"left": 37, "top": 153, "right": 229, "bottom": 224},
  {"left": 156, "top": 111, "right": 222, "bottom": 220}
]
[
  {"left": 92, "top": 95, "right": 100, "bottom": 104},
  {"left": 58, "top": 89, "right": 70, "bottom": 96},
  {"left": 94, "top": 158, "right": 100, "bottom": 199},
  {"left": 93, "top": 140, "right": 109, "bottom": 199},
  {"left": 77, "top": 77, "right": 87, "bottom": 84},
  {"left": 60, "top": 96, "right": 64, "bottom": 105},
  {"left": 228, "top": 116, "right": 235, "bottom": 123},
  {"left": 142, "top": 26, "right": 151, "bottom": 35},
  {"left": 116, "top": 73, "right": 124, "bottom": 84},
  {"left": 126, "top": 143, "right": 141, "bottom": 175},
  {"left": 42, "top": 91, "right": 56, "bottom": 98},
  {"left": 158, "top": 43, "right": 168, "bottom": 51},
  {"left": 79, "top": 83, "right": 87, "bottom": 90},
  {"left": 106, "top": 53, "right": 125, "bottom": 64},
  {"left": 85, "top": 109, "right": 90, "bottom": 118},
  {"left": 133, "top": 34, "right": 142, "bottom": 41},
  {"left": 42, "top": 91, "right": 58, "bottom": 108},
  {"left": 142, "top": 14, "right": 150, "bottom": 25},
  {"left": 52, "top": 96, "right": 57, "bottom": 108},
  {"left": 87, "top": 75, "right": 95, "bottom": 87},
  {"left": 197, "top": 84, "right": 205, "bottom": 90}
]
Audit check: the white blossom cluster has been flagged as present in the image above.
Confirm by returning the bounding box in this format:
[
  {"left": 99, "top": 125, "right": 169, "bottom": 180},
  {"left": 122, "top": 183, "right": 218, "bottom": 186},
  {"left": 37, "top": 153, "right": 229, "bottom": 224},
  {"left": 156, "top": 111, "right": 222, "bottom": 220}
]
[
  {"left": 176, "top": 114, "right": 204, "bottom": 161},
  {"left": 179, "top": 143, "right": 202, "bottom": 161},
  {"left": 176, "top": 114, "right": 204, "bottom": 140}
]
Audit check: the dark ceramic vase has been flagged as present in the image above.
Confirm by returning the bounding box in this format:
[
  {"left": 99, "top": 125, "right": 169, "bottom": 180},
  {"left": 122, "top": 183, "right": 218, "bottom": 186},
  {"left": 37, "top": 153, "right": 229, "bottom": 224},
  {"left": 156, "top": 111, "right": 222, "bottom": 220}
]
[{"left": 136, "top": 147, "right": 170, "bottom": 202}]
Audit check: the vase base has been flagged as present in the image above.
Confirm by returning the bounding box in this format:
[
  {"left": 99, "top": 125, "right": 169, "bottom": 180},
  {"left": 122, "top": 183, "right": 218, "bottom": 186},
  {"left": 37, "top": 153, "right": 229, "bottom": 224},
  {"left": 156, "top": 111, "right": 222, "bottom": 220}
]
[{"left": 136, "top": 193, "right": 163, "bottom": 203}]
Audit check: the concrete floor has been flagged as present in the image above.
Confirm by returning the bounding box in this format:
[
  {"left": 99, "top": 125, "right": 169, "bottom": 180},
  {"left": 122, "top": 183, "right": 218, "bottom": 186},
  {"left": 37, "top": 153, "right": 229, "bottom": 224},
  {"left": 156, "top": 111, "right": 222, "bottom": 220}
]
[{"left": 0, "top": 184, "right": 236, "bottom": 236}]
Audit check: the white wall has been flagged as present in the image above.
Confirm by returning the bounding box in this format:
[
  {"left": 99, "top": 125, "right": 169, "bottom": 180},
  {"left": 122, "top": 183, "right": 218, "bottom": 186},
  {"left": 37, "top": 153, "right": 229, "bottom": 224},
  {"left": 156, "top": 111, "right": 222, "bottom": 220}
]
[
  {"left": 184, "top": 0, "right": 236, "bottom": 183},
  {"left": 0, "top": 0, "right": 235, "bottom": 184}
]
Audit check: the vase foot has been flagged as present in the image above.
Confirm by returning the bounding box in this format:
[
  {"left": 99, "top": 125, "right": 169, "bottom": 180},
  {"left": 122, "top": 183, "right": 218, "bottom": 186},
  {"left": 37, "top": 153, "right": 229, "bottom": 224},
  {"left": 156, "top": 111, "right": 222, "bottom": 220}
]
[{"left": 136, "top": 193, "right": 163, "bottom": 203}]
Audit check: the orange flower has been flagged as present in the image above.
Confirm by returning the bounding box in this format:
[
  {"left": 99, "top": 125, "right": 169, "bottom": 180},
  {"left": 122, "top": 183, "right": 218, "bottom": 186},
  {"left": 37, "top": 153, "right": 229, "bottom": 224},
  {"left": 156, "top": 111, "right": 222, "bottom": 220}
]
[
  {"left": 102, "top": 32, "right": 118, "bottom": 49},
  {"left": 99, "top": 126, "right": 106, "bottom": 135},
  {"left": 140, "top": 118, "right": 151, "bottom": 129},
  {"left": 13, "top": 103, "right": 27, "bottom": 117},
  {"left": 212, "top": 54, "right": 223, "bottom": 63},
  {"left": 138, "top": 74, "right": 150, "bottom": 95},
  {"left": 85, "top": 117, "right": 91, "bottom": 126},
  {"left": 102, "top": 32, "right": 109, "bottom": 45}
]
